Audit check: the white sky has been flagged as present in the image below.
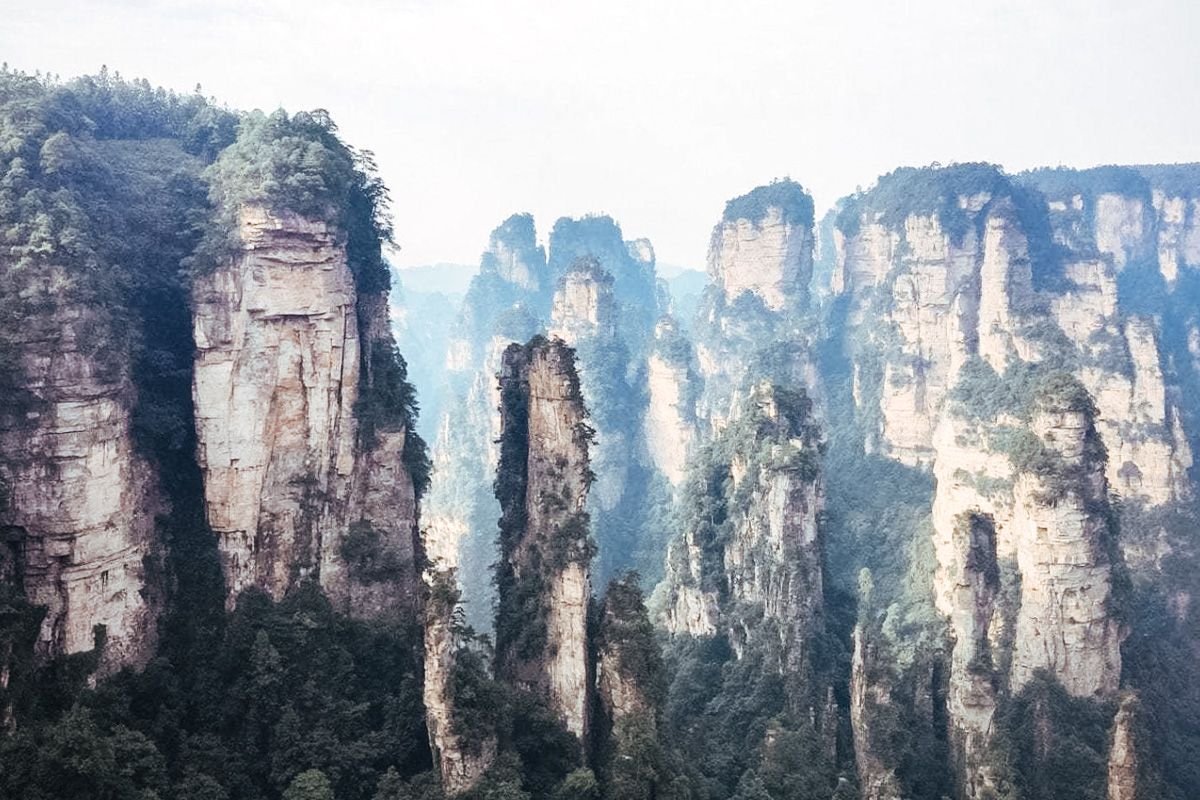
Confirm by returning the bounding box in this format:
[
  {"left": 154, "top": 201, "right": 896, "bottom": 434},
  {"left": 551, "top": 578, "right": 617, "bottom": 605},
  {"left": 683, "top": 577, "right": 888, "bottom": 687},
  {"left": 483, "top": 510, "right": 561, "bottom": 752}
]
[{"left": 4, "top": 0, "right": 1199, "bottom": 272}]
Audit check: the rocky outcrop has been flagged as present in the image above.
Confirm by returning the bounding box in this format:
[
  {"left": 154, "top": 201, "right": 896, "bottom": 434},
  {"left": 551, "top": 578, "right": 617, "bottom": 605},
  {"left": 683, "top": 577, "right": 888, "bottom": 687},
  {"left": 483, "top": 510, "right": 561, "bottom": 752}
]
[
  {"left": 695, "top": 181, "right": 818, "bottom": 430},
  {"left": 850, "top": 625, "right": 904, "bottom": 800},
  {"left": 833, "top": 178, "right": 1031, "bottom": 464},
  {"left": 549, "top": 259, "right": 616, "bottom": 345},
  {"left": 1008, "top": 394, "right": 1123, "bottom": 695},
  {"left": 481, "top": 213, "right": 550, "bottom": 295},
  {"left": 658, "top": 383, "right": 824, "bottom": 705},
  {"left": 642, "top": 318, "right": 699, "bottom": 488},
  {"left": 0, "top": 277, "right": 163, "bottom": 673},
  {"left": 595, "top": 574, "right": 659, "bottom": 734},
  {"left": 425, "top": 212, "right": 667, "bottom": 627},
  {"left": 191, "top": 205, "right": 418, "bottom": 615},
  {"left": 832, "top": 165, "right": 1194, "bottom": 501},
  {"left": 708, "top": 183, "right": 815, "bottom": 312},
  {"left": 1106, "top": 694, "right": 1141, "bottom": 800},
  {"left": 929, "top": 376, "right": 1125, "bottom": 796},
  {"left": 423, "top": 570, "right": 496, "bottom": 795},
  {"left": 549, "top": 261, "right": 629, "bottom": 516},
  {"left": 494, "top": 338, "right": 594, "bottom": 742}
]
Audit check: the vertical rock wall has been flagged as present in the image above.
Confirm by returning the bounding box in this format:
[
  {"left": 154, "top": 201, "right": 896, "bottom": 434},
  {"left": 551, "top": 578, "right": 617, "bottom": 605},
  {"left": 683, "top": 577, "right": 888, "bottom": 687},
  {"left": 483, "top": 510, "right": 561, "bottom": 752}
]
[
  {"left": 192, "top": 205, "right": 418, "bottom": 615},
  {"left": 495, "top": 338, "right": 594, "bottom": 742},
  {"left": 0, "top": 276, "right": 163, "bottom": 673},
  {"left": 658, "top": 384, "right": 824, "bottom": 703}
]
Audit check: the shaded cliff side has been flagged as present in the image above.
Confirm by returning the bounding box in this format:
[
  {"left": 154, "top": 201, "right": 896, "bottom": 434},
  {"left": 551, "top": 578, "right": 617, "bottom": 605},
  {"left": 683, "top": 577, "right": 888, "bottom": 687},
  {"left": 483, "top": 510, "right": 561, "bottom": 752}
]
[{"left": 494, "top": 337, "right": 595, "bottom": 743}]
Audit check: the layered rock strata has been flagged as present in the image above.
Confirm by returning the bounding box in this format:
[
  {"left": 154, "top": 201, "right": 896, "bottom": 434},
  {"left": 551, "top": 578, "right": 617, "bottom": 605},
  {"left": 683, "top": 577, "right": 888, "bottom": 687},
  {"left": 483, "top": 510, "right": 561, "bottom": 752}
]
[
  {"left": 191, "top": 205, "right": 418, "bottom": 615},
  {"left": 0, "top": 281, "right": 163, "bottom": 673}
]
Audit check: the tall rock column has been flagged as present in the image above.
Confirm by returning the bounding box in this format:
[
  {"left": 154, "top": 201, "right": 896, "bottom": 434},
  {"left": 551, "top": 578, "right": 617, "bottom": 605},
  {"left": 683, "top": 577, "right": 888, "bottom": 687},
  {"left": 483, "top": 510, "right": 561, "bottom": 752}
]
[
  {"left": 192, "top": 205, "right": 419, "bottom": 616},
  {"left": 658, "top": 383, "right": 825, "bottom": 706},
  {"left": 494, "top": 337, "right": 594, "bottom": 742},
  {"left": 1008, "top": 383, "right": 1124, "bottom": 695},
  {"left": 642, "top": 317, "right": 699, "bottom": 489},
  {"left": 423, "top": 569, "right": 497, "bottom": 795},
  {"left": 0, "top": 274, "right": 163, "bottom": 674},
  {"left": 695, "top": 180, "right": 817, "bottom": 430}
]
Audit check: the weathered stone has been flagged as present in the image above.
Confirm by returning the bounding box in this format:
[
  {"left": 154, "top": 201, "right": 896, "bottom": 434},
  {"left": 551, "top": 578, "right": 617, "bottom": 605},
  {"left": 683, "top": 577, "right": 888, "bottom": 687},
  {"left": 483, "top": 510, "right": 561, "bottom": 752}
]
[
  {"left": 191, "top": 205, "right": 418, "bottom": 616},
  {"left": 0, "top": 277, "right": 163, "bottom": 674}
]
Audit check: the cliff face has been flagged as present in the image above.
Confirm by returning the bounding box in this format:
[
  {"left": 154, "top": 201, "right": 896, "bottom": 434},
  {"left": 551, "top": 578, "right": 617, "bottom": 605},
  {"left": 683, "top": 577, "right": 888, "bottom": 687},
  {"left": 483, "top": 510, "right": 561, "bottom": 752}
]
[
  {"left": 423, "top": 571, "right": 496, "bottom": 795},
  {"left": 494, "top": 338, "right": 594, "bottom": 742},
  {"left": 549, "top": 262, "right": 628, "bottom": 515},
  {"left": 642, "top": 318, "right": 699, "bottom": 489},
  {"left": 0, "top": 276, "right": 163, "bottom": 673},
  {"left": 659, "top": 384, "right": 824, "bottom": 699},
  {"left": 709, "top": 204, "right": 814, "bottom": 312},
  {"left": 694, "top": 181, "right": 818, "bottom": 430},
  {"left": 549, "top": 260, "right": 617, "bottom": 345},
  {"left": 832, "top": 167, "right": 1193, "bottom": 504},
  {"left": 1008, "top": 401, "right": 1123, "bottom": 695},
  {"left": 1106, "top": 694, "right": 1141, "bottom": 800},
  {"left": 818, "top": 165, "right": 1198, "bottom": 796},
  {"left": 931, "top": 384, "right": 1124, "bottom": 794},
  {"left": 192, "top": 205, "right": 418, "bottom": 615},
  {"left": 849, "top": 625, "right": 904, "bottom": 800},
  {"left": 425, "top": 212, "right": 670, "bottom": 625}
]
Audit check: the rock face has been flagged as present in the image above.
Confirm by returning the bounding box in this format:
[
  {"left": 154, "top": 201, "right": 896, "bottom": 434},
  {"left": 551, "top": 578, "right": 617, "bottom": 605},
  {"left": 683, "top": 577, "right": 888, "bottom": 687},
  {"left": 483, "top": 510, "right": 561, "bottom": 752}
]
[
  {"left": 549, "top": 261, "right": 628, "bottom": 517},
  {"left": 425, "top": 212, "right": 671, "bottom": 625},
  {"left": 494, "top": 338, "right": 594, "bottom": 742},
  {"left": 549, "top": 259, "right": 616, "bottom": 345},
  {"left": 642, "top": 318, "right": 699, "bottom": 488},
  {"left": 659, "top": 384, "right": 824, "bottom": 702},
  {"left": 593, "top": 574, "right": 667, "bottom": 796},
  {"left": 0, "top": 277, "right": 163, "bottom": 673},
  {"left": 709, "top": 185, "right": 815, "bottom": 312},
  {"left": 820, "top": 165, "right": 1197, "bottom": 795},
  {"left": 695, "top": 180, "right": 818, "bottom": 430},
  {"left": 832, "top": 166, "right": 1193, "bottom": 500},
  {"left": 1106, "top": 694, "right": 1141, "bottom": 800},
  {"left": 849, "top": 625, "right": 903, "bottom": 800},
  {"left": 191, "top": 205, "right": 418, "bottom": 615},
  {"left": 931, "top": 381, "right": 1125, "bottom": 795},
  {"left": 1008, "top": 399, "right": 1123, "bottom": 695},
  {"left": 423, "top": 571, "right": 496, "bottom": 795}
]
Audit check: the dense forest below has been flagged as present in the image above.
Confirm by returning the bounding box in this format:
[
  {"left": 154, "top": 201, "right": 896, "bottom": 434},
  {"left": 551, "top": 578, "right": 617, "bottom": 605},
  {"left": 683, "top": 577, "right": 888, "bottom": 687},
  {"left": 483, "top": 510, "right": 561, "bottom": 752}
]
[{"left": 2, "top": 66, "right": 1200, "bottom": 800}]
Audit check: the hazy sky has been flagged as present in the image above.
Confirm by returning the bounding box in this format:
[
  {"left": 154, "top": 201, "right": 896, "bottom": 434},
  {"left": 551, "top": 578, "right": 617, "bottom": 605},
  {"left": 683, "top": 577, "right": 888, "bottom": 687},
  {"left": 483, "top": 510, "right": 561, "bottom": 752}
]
[{"left": 4, "top": 0, "right": 1199, "bottom": 272}]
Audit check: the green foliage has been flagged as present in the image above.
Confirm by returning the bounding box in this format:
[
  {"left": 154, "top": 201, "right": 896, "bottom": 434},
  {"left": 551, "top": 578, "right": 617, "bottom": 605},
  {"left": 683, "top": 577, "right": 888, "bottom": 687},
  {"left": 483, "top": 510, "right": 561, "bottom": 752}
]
[
  {"left": 0, "top": 706, "right": 169, "bottom": 800},
  {"left": 1118, "top": 501, "right": 1200, "bottom": 800},
  {"left": 599, "top": 574, "right": 666, "bottom": 704},
  {"left": 357, "top": 339, "right": 431, "bottom": 498},
  {"left": 551, "top": 768, "right": 599, "bottom": 800},
  {"left": 989, "top": 673, "right": 1114, "bottom": 800},
  {"left": 722, "top": 179, "right": 814, "bottom": 227},
  {"left": 1134, "top": 162, "right": 1200, "bottom": 197},
  {"left": 339, "top": 521, "right": 409, "bottom": 581},
  {"left": 449, "top": 642, "right": 506, "bottom": 754},
  {"left": 836, "top": 163, "right": 1009, "bottom": 244},
  {"left": 284, "top": 770, "right": 336, "bottom": 800},
  {"left": 2, "top": 584, "right": 430, "bottom": 800},
  {"left": 1021, "top": 165, "right": 1152, "bottom": 205}
]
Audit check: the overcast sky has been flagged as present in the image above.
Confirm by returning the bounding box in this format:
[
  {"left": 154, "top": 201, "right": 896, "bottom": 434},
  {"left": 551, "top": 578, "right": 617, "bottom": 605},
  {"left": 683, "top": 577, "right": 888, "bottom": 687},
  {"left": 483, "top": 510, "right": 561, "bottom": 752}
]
[{"left": 4, "top": 0, "right": 1199, "bottom": 272}]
